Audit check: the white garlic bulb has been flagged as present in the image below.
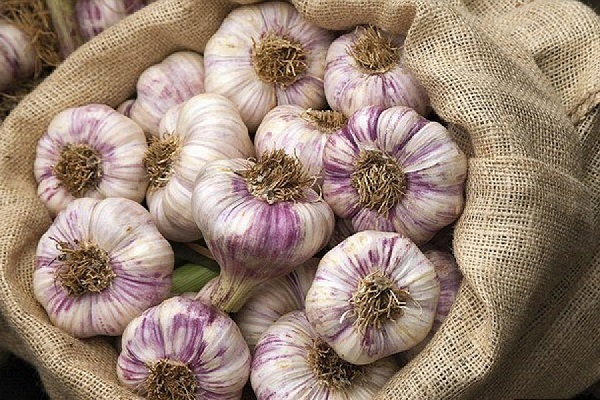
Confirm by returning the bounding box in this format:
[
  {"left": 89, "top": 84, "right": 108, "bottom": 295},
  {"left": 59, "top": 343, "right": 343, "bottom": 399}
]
[
  {"left": 33, "top": 197, "right": 174, "bottom": 338},
  {"left": 0, "top": 21, "right": 38, "bottom": 91},
  {"left": 117, "top": 296, "right": 251, "bottom": 399},
  {"left": 120, "top": 51, "right": 205, "bottom": 136},
  {"left": 234, "top": 258, "right": 319, "bottom": 350},
  {"left": 305, "top": 230, "right": 440, "bottom": 365},
  {"left": 251, "top": 310, "right": 399, "bottom": 399},
  {"left": 203, "top": 1, "right": 335, "bottom": 132},
  {"left": 75, "top": 0, "right": 144, "bottom": 42},
  {"left": 324, "top": 25, "right": 429, "bottom": 117},
  {"left": 34, "top": 104, "right": 148, "bottom": 217},
  {"left": 144, "top": 93, "right": 254, "bottom": 242}
]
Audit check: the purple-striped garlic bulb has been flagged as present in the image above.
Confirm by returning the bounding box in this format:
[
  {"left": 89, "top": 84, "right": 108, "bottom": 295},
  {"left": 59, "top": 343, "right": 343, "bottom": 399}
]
[
  {"left": 33, "top": 197, "right": 174, "bottom": 338},
  {"left": 254, "top": 105, "right": 347, "bottom": 188},
  {"left": 402, "top": 249, "right": 462, "bottom": 361},
  {"left": 34, "top": 104, "right": 148, "bottom": 217},
  {"left": 75, "top": 0, "right": 144, "bottom": 41},
  {"left": 144, "top": 93, "right": 254, "bottom": 242},
  {"left": 0, "top": 21, "right": 38, "bottom": 91},
  {"left": 117, "top": 296, "right": 251, "bottom": 399},
  {"left": 305, "top": 231, "right": 440, "bottom": 365},
  {"left": 192, "top": 149, "right": 335, "bottom": 313},
  {"left": 119, "top": 51, "right": 205, "bottom": 137},
  {"left": 324, "top": 25, "right": 429, "bottom": 117},
  {"left": 203, "top": 1, "right": 335, "bottom": 132},
  {"left": 322, "top": 105, "right": 467, "bottom": 246},
  {"left": 234, "top": 258, "right": 319, "bottom": 350},
  {"left": 251, "top": 310, "right": 399, "bottom": 399}
]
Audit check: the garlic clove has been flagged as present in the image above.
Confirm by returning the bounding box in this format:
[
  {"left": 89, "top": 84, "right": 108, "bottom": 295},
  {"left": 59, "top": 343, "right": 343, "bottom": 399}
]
[
  {"left": 234, "top": 258, "right": 319, "bottom": 350},
  {"left": 33, "top": 197, "right": 174, "bottom": 338},
  {"left": 117, "top": 296, "right": 251, "bottom": 399},
  {"left": 204, "top": 1, "right": 335, "bottom": 132},
  {"left": 251, "top": 310, "right": 399, "bottom": 399},
  {"left": 34, "top": 104, "right": 149, "bottom": 217},
  {"left": 144, "top": 93, "right": 255, "bottom": 242},
  {"left": 322, "top": 105, "right": 467, "bottom": 245},
  {"left": 305, "top": 230, "right": 440, "bottom": 365}
]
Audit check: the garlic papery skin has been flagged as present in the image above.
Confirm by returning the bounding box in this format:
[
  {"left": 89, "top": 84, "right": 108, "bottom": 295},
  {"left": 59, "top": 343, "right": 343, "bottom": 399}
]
[
  {"left": 324, "top": 25, "right": 429, "bottom": 118},
  {"left": 75, "top": 0, "right": 144, "bottom": 42},
  {"left": 322, "top": 105, "right": 467, "bottom": 246},
  {"left": 234, "top": 257, "right": 319, "bottom": 350},
  {"left": 117, "top": 296, "right": 251, "bottom": 400},
  {"left": 254, "top": 105, "right": 347, "bottom": 187},
  {"left": 0, "top": 21, "right": 39, "bottom": 91},
  {"left": 203, "top": 1, "right": 335, "bottom": 132},
  {"left": 144, "top": 93, "right": 254, "bottom": 242},
  {"left": 122, "top": 51, "right": 205, "bottom": 137},
  {"left": 33, "top": 197, "right": 174, "bottom": 338},
  {"left": 251, "top": 310, "right": 399, "bottom": 399},
  {"left": 402, "top": 249, "right": 462, "bottom": 361},
  {"left": 192, "top": 150, "right": 335, "bottom": 313},
  {"left": 34, "top": 104, "right": 149, "bottom": 217},
  {"left": 305, "top": 230, "right": 440, "bottom": 365}
]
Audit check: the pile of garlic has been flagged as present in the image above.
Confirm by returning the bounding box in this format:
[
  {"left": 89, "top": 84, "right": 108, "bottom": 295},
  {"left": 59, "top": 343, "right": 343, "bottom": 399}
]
[{"left": 32, "top": 2, "right": 467, "bottom": 399}]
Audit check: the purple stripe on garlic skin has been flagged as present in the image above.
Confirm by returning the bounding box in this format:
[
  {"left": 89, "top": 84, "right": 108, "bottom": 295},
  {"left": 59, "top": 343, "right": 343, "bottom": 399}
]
[
  {"left": 123, "top": 51, "right": 205, "bottom": 137},
  {"left": 75, "top": 0, "right": 144, "bottom": 42},
  {"left": 33, "top": 198, "right": 174, "bottom": 338},
  {"left": 203, "top": 1, "right": 335, "bottom": 132},
  {"left": 251, "top": 310, "right": 399, "bottom": 399},
  {"left": 305, "top": 231, "right": 440, "bottom": 365},
  {"left": 0, "top": 21, "right": 38, "bottom": 91},
  {"left": 34, "top": 104, "right": 149, "bottom": 217},
  {"left": 322, "top": 105, "right": 467, "bottom": 245},
  {"left": 324, "top": 26, "right": 430, "bottom": 118},
  {"left": 145, "top": 93, "right": 254, "bottom": 242},
  {"left": 234, "top": 258, "right": 319, "bottom": 350},
  {"left": 117, "top": 296, "right": 250, "bottom": 399}
]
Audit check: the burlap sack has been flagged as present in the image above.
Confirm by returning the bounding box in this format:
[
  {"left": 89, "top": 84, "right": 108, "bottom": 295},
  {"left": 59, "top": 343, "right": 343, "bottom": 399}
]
[{"left": 0, "top": 0, "right": 598, "bottom": 398}]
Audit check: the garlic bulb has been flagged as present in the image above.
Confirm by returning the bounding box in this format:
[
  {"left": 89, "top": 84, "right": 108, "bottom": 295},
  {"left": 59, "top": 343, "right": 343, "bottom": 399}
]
[
  {"left": 402, "top": 249, "right": 462, "bottom": 361},
  {"left": 254, "top": 105, "right": 347, "bottom": 187},
  {"left": 305, "top": 230, "right": 440, "bottom": 365},
  {"left": 234, "top": 258, "right": 319, "bottom": 350},
  {"left": 192, "top": 149, "right": 335, "bottom": 313},
  {"left": 322, "top": 105, "right": 467, "bottom": 245},
  {"left": 33, "top": 197, "right": 174, "bottom": 338},
  {"left": 120, "top": 51, "right": 205, "bottom": 136},
  {"left": 0, "top": 21, "right": 38, "bottom": 91},
  {"left": 144, "top": 93, "right": 254, "bottom": 242},
  {"left": 117, "top": 296, "right": 251, "bottom": 400},
  {"left": 251, "top": 310, "right": 399, "bottom": 399},
  {"left": 203, "top": 1, "right": 335, "bottom": 132},
  {"left": 34, "top": 104, "right": 148, "bottom": 217},
  {"left": 324, "top": 25, "right": 429, "bottom": 117},
  {"left": 75, "top": 0, "right": 144, "bottom": 41}
]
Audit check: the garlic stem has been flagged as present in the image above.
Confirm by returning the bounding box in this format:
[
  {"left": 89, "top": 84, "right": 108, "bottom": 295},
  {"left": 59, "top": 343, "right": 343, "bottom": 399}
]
[
  {"left": 170, "top": 263, "right": 219, "bottom": 295},
  {"left": 46, "top": 0, "right": 83, "bottom": 59}
]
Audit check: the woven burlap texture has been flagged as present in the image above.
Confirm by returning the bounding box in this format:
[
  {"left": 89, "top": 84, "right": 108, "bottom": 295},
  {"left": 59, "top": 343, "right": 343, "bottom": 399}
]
[{"left": 0, "top": 0, "right": 598, "bottom": 398}]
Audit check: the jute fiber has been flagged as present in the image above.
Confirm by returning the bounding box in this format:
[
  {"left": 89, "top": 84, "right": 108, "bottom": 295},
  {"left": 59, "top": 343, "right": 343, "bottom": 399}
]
[{"left": 0, "top": 0, "right": 598, "bottom": 398}]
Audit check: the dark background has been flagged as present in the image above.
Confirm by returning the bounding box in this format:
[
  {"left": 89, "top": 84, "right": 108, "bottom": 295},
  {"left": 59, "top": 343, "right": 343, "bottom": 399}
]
[{"left": 1, "top": 0, "right": 599, "bottom": 398}]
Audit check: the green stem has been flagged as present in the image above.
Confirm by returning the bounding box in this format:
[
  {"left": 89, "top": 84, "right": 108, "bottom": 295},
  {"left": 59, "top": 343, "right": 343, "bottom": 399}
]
[
  {"left": 170, "top": 263, "right": 219, "bottom": 295},
  {"left": 170, "top": 241, "right": 220, "bottom": 272}
]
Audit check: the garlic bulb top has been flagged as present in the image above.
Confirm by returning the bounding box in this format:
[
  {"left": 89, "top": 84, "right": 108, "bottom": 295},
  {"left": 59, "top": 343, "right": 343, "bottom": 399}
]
[
  {"left": 0, "top": 21, "right": 38, "bottom": 91},
  {"left": 251, "top": 310, "right": 399, "bottom": 399},
  {"left": 324, "top": 25, "right": 429, "bottom": 117},
  {"left": 144, "top": 93, "right": 254, "bottom": 242},
  {"left": 254, "top": 105, "right": 347, "bottom": 187},
  {"left": 305, "top": 230, "right": 440, "bottom": 365},
  {"left": 33, "top": 197, "right": 174, "bottom": 338},
  {"left": 122, "top": 51, "right": 205, "bottom": 136},
  {"left": 75, "top": 0, "right": 144, "bottom": 41},
  {"left": 34, "top": 104, "right": 148, "bottom": 217},
  {"left": 322, "top": 105, "right": 467, "bottom": 245},
  {"left": 192, "top": 150, "right": 335, "bottom": 313},
  {"left": 204, "top": 1, "right": 335, "bottom": 132},
  {"left": 234, "top": 258, "right": 319, "bottom": 350},
  {"left": 117, "top": 296, "right": 251, "bottom": 400}
]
